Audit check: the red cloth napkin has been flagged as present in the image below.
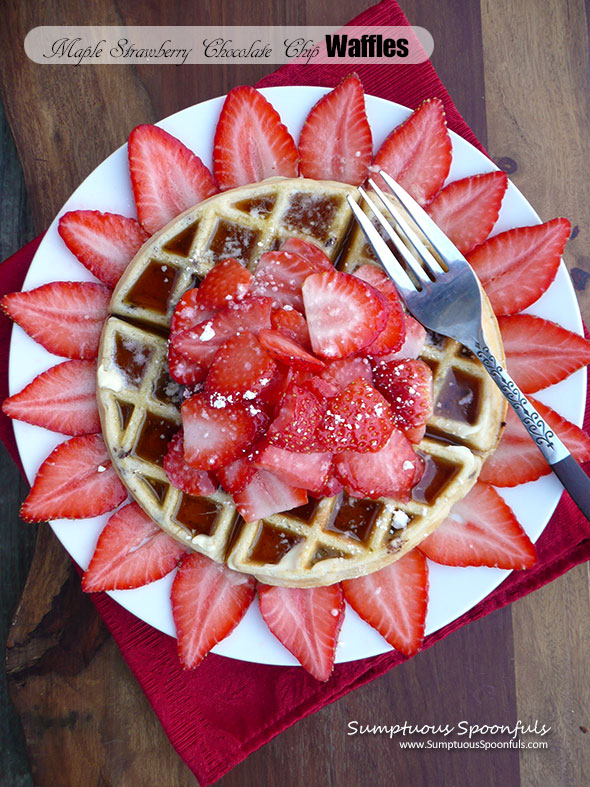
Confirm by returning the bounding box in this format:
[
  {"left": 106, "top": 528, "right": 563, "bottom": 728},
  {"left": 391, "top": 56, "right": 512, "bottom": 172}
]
[{"left": 2, "top": 1, "right": 589, "bottom": 784}]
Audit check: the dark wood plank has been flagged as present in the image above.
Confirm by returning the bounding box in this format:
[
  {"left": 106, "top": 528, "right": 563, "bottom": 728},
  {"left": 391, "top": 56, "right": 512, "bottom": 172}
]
[{"left": 479, "top": 0, "right": 590, "bottom": 782}]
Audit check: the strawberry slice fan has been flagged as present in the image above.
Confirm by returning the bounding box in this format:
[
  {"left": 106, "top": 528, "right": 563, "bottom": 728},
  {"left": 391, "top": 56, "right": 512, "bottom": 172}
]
[{"left": 2, "top": 1, "right": 590, "bottom": 783}]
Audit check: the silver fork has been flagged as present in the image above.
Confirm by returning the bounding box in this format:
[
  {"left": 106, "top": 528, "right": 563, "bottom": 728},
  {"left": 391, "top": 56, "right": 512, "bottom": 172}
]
[{"left": 347, "top": 170, "right": 590, "bottom": 521}]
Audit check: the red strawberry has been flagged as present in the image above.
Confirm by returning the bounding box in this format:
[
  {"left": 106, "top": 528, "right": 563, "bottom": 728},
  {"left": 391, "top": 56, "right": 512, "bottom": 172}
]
[
  {"left": 182, "top": 393, "right": 258, "bottom": 471},
  {"left": 163, "top": 431, "right": 218, "bottom": 496},
  {"left": 167, "top": 346, "right": 207, "bottom": 386},
  {"left": 372, "top": 98, "right": 452, "bottom": 206},
  {"left": 251, "top": 250, "right": 320, "bottom": 310},
  {"left": 298, "top": 73, "right": 373, "bottom": 186},
  {"left": 2, "top": 281, "right": 110, "bottom": 360},
  {"left": 270, "top": 307, "right": 311, "bottom": 348},
  {"left": 426, "top": 171, "right": 508, "bottom": 254},
  {"left": 267, "top": 382, "right": 324, "bottom": 452},
  {"left": 302, "top": 270, "right": 387, "bottom": 359},
  {"left": 205, "top": 331, "right": 277, "bottom": 401},
  {"left": 2, "top": 360, "right": 100, "bottom": 435},
  {"left": 499, "top": 314, "right": 590, "bottom": 393},
  {"left": 82, "top": 502, "right": 188, "bottom": 591},
  {"left": 318, "top": 379, "right": 394, "bottom": 453},
  {"left": 20, "top": 434, "right": 127, "bottom": 522},
  {"left": 216, "top": 456, "right": 257, "bottom": 496},
  {"left": 467, "top": 218, "right": 571, "bottom": 316},
  {"left": 258, "top": 329, "right": 325, "bottom": 372},
  {"left": 172, "top": 552, "right": 256, "bottom": 669},
  {"left": 382, "top": 314, "right": 427, "bottom": 361},
  {"left": 480, "top": 397, "right": 590, "bottom": 487},
  {"left": 342, "top": 549, "right": 428, "bottom": 656},
  {"left": 280, "top": 237, "right": 334, "bottom": 272},
  {"left": 419, "top": 482, "right": 536, "bottom": 569},
  {"left": 128, "top": 124, "right": 217, "bottom": 235},
  {"left": 196, "top": 258, "right": 253, "bottom": 311},
  {"left": 314, "top": 356, "right": 374, "bottom": 396},
  {"left": 171, "top": 296, "right": 273, "bottom": 367},
  {"left": 233, "top": 468, "right": 307, "bottom": 521},
  {"left": 255, "top": 444, "right": 332, "bottom": 494},
  {"left": 170, "top": 288, "right": 216, "bottom": 335},
  {"left": 353, "top": 264, "right": 405, "bottom": 356},
  {"left": 254, "top": 362, "right": 293, "bottom": 417},
  {"left": 258, "top": 583, "right": 344, "bottom": 681},
  {"left": 335, "top": 427, "right": 424, "bottom": 499},
  {"left": 58, "top": 210, "right": 149, "bottom": 288},
  {"left": 213, "top": 86, "right": 299, "bottom": 189},
  {"left": 310, "top": 465, "right": 344, "bottom": 499},
  {"left": 372, "top": 359, "right": 433, "bottom": 434}
]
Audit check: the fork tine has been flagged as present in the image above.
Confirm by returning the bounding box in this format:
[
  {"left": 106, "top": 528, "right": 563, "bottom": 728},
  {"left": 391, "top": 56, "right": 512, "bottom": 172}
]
[
  {"left": 367, "top": 178, "right": 445, "bottom": 276},
  {"left": 346, "top": 195, "right": 416, "bottom": 295},
  {"left": 378, "top": 170, "right": 468, "bottom": 266},
  {"left": 356, "top": 188, "right": 431, "bottom": 286}
]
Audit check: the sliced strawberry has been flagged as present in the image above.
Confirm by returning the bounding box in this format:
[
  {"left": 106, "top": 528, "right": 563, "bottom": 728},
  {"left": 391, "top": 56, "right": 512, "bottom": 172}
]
[
  {"left": 298, "top": 73, "right": 372, "bottom": 186},
  {"left": 163, "top": 431, "right": 218, "bottom": 496},
  {"left": 480, "top": 397, "right": 590, "bottom": 487},
  {"left": 255, "top": 444, "right": 332, "bottom": 494},
  {"left": 372, "top": 359, "right": 433, "bottom": 434},
  {"left": 467, "top": 218, "right": 571, "bottom": 316},
  {"left": 196, "top": 258, "right": 253, "bottom": 311},
  {"left": 309, "top": 465, "right": 344, "bottom": 499},
  {"left": 171, "top": 296, "right": 273, "bottom": 367},
  {"left": 251, "top": 250, "right": 319, "bottom": 310},
  {"left": 342, "top": 549, "right": 428, "bottom": 656},
  {"left": 426, "top": 171, "right": 508, "bottom": 255},
  {"left": 205, "top": 330, "right": 277, "bottom": 402},
  {"left": 258, "top": 583, "right": 344, "bottom": 681},
  {"left": 216, "top": 456, "right": 257, "bottom": 496},
  {"left": 315, "top": 356, "right": 374, "bottom": 396},
  {"left": 267, "top": 382, "right": 324, "bottom": 452},
  {"left": 167, "top": 346, "right": 206, "bottom": 386},
  {"left": 499, "top": 314, "right": 590, "bottom": 393},
  {"left": 354, "top": 265, "right": 405, "bottom": 356},
  {"left": 254, "top": 362, "right": 293, "bottom": 417},
  {"left": 182, "top": 393, "right": 258, "bottom": 470},
  {"left": 213, "top": 86, "right": 299, "bottom": 189},
  {"left": 419, "top": 482, "right": 536, "bottom": 569},
  {"left": 270, "top": 307, "right": 311, "bottom": 348},
  {"left": 58, "top": 210, "right": 149, "bottom": 288},
  {"left": 371, "top": 98, "right": 452, "bottom": 206},
  {"left": 335, "top": 427, "right": 424, "bottom": 499},
  {"left": 318, "top": 379, "right": 394, "bottom": 453},
  {"left": 259, "top": 329, "right": 324, "bottom": 372},
  {"left": 279, "top": 237, "right": 334, "bottom": 272},
  {"left": 172, "top": 552, "right": 256, "bottom": 669},
  {"left": 128, "top": 124, "right": 217, "bottom": 235},
  {"left": 2, "top": 281, "right": 110, "bottom": 360},
  {"left": 381, "top": 314, "right": 427, "bottom": 361},
  {"left": 2, "top": 360, "right": 100, "bottom": 436},
  {"left": 20, "top": 434, "right": 127, "bottom": 522},
  {"left": 82, "top": 502, "right": 187, "bottom": 591},
  {"left": 233, "top": 468, "right": 307, "bottom": 521},
  {"left": 302, "top": 270, "right": 387, "bottom": 359},
  {"left": 170, "top": 288, "right": 216, "bottom": 335}
]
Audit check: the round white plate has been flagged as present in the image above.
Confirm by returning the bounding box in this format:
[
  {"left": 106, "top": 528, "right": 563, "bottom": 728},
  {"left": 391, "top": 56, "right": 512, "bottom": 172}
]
[{"left": 9, "top": 86, "right": 585, "bottom": 666}]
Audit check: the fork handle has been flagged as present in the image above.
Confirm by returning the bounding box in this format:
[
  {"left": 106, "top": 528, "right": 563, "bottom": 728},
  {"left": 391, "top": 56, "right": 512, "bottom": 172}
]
[{"left": 471, "top": 338, "right": 590, "bottom": 522}]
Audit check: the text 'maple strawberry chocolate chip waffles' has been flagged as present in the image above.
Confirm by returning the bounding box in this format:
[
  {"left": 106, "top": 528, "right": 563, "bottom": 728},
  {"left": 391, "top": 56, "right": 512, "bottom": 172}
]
[{"left": 4, "top": 75, "right": 590, "bottom": 681}]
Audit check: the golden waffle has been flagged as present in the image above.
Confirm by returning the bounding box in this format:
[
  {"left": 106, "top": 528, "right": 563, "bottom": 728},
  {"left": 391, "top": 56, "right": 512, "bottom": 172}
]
[{"left": 97, "top": 177, "right": 506, "bottom": 588}]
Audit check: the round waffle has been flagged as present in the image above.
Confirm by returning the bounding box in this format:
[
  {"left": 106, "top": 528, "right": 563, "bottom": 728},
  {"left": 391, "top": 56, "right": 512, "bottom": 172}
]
[{"left": 97, "top": 177, "right": 506, "bottom": 587}]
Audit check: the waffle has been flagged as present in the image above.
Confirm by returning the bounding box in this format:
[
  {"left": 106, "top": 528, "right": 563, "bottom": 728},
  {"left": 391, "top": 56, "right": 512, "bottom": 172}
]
[{"left": 97, "top": 177, "right": 506, "bottom": 588}]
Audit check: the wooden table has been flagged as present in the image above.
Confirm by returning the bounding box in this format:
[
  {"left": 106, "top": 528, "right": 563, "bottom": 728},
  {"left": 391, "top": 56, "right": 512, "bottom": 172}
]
[{"left": 2, "top": 1, "right": 589, "bottom": 784}]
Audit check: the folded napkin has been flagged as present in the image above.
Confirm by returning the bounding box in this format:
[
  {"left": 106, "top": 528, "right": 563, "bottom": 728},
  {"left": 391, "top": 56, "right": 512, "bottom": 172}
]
[{"left": 2, "top": 1, "right": 589, "bottom": 783}]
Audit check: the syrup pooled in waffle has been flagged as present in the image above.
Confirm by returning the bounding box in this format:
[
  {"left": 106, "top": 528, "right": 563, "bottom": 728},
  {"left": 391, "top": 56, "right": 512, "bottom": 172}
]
[{"left": 97, "top": 177, "right": 506, "bottom": 588}]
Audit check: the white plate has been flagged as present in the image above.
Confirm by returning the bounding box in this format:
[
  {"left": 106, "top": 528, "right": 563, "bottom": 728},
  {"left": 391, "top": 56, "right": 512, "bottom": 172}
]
[{"left": 9, "top": 86, "right": 586, "bottom": 666}]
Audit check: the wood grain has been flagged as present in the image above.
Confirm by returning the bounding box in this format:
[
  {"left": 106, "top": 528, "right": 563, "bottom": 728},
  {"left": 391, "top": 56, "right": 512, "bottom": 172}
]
[
  {"left": 480, "top": 0, "right": 590, "bottom": 782},
  {"left": 1, "top": 0, "right": 588, "bottom": 784}
]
